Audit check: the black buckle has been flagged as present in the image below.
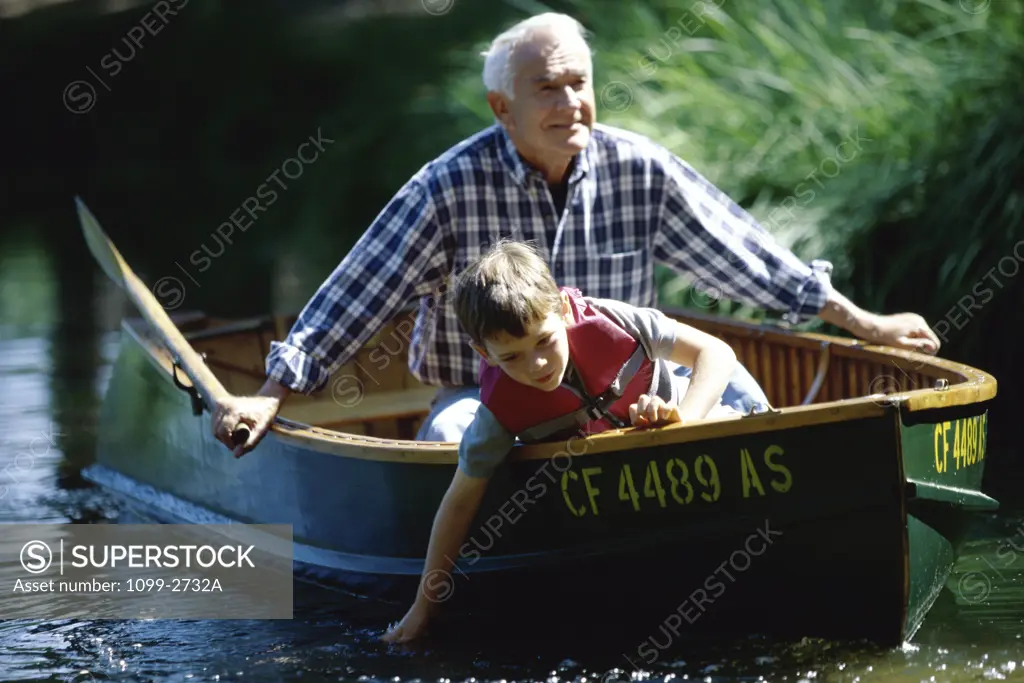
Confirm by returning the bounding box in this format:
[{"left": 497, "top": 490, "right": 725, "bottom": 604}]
[
  {"left": 585, "top": 395, "right": 627, "bottom": 429},
  {"left": 604, "top": 412, "right": 627, "bottom": 428}
]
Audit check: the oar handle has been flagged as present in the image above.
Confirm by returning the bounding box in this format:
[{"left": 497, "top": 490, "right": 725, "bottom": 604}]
[
  {"left": 232, "top": 425, "right": 251, "bottom": 446},
  {"left": 172, "top": 357, "right": 252, "bottom": 449},
  {"left": 200, "top": 377, "right": 254, "bottom": 450}
]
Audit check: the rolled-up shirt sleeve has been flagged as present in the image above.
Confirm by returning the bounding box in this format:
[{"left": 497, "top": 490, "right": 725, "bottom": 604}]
[
  {"left": 458, "top": 405, "right": 516, "bottom": 479},
  {"left": 266, "top": 175, "right": 448, "bottom": 394},
  {"left": 653, "top": 154, "right": 833, "bottom": 325}
]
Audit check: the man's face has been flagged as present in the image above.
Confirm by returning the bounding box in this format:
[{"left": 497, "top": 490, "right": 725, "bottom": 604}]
[
  {"left": 494, "top": 30, "right": 595, "bottom": 162},
  {"left": 475, "top": 294, "right": 574, "bottom": 392}
]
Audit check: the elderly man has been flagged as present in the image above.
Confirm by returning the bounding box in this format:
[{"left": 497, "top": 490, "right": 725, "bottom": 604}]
[{"left": 212, "top": 12, "right": 939, "bottom": 456}]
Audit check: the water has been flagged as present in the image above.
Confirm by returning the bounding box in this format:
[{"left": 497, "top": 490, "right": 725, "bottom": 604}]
[{"left": 2, "top": 229, "right": 1024, "bottom": 682}]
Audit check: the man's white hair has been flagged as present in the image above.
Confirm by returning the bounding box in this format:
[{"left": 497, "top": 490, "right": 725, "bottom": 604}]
[{"left": 481, "top": 13, "right": 591, "bottom": 99}]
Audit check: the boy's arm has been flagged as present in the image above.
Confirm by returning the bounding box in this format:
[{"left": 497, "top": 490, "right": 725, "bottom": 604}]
[
  {"left": 382, "top": 406, "right": 514, "bottom": 643},
  {"left": 381, "top": 468, "right": 489, "bottom": 643},
  {"left": 664, "top": 321, "right": 738, "bottom": 421},
  {"left": 583, "top": 297, "right": 737, "bottom": 423}
]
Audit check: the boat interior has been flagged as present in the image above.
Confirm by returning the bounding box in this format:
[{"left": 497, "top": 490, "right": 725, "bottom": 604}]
[{"left": 132, "top": 305, "right": 988, "bottom": 442}]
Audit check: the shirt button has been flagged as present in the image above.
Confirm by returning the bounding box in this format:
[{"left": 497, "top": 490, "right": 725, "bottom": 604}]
[{"left": 555, "top": 263, "right": 564, "bottom": 276}]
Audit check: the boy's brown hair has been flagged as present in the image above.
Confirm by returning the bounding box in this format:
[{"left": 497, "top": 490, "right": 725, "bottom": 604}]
[{"left": 452, "top": 239, "right": 563, "bottom": 347}]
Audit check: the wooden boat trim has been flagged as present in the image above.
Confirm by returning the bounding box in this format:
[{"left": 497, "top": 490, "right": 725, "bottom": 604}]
[
  {"left": 661, "top": 305, "right": 997, "bottom": 410},
  {"left": 266, "top": 400, "right": 886, "bottom": 462},
  {"left": 120, "top": 300, "right": 996, "bottom": 464}
]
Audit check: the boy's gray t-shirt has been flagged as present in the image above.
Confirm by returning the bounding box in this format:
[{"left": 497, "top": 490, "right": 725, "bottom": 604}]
[{"left": 458, "top": 296, "right": 683, "bottom": 479}]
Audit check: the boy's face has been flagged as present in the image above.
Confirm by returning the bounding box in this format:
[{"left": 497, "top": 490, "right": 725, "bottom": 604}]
[{"left": 473, "top": 292, "right": 574, "bottom": 392}]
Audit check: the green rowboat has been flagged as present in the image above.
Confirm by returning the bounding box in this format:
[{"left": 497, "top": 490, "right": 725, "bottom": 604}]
[{"left": 77, "top": 198, "right": 999, "bottom": 646}]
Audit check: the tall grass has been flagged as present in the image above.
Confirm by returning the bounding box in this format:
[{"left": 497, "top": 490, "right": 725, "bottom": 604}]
[{"left": 560, "top": 0, "right": 1024, "bottom": 320}]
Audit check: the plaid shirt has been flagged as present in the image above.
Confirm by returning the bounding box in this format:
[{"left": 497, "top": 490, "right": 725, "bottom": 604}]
[{"left": 266, "top": 122, "right": 833, "bottom": 393}]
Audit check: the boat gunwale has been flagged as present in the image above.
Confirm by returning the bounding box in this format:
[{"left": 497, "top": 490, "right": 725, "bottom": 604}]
[{"left": 116, "top": 306, "right": 997, "bottom": 464}]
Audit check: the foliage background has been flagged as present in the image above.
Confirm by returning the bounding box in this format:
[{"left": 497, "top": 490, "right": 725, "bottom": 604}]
[{"left": 1, "top": 0, "right": 1021, "bottom": 490}]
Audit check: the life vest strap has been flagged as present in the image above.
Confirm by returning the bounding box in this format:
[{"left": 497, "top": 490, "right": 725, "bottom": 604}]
[{"left": 606, "top": 343, "right": 648, "bottom": 397}]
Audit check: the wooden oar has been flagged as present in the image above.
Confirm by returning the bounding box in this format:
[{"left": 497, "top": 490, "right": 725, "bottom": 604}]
[{"left": 74, "top": 197, "right": 250, "bottom": 447}]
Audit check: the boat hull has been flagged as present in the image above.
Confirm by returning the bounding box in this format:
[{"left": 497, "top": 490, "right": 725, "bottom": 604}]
[{"left": 86, "top": 320, "right": 997, "bottom": 645}]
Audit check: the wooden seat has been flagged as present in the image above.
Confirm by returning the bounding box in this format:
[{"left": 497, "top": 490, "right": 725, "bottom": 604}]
[{"left": 282, "top": 386, "right": 437, "bottom": 427}]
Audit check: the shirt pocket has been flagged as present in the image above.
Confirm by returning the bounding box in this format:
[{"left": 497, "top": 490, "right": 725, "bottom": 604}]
[{"left": 583, "top": 248, "right": 653, "bottom": 304}]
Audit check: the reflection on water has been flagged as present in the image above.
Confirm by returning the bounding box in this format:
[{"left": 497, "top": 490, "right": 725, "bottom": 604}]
[{"left": 1, "top": 227, "right": 1023, "bottom": 681}]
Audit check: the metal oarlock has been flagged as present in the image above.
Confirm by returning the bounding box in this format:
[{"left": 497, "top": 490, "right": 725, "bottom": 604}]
[
  {"left": 742, "top": 404, "right": 782, "bottom": 418},
  {"left": 172, "top": 355, "right": 206, "bottom": 416}
]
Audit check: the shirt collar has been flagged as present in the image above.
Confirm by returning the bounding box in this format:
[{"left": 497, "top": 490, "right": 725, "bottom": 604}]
[{"left": 495, "top": 123, "right": 592, "bottom": 189}]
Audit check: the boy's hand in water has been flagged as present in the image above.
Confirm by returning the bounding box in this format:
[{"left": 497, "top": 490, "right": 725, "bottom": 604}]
[
  {"left": 629, "top": 394, "right": 682, "bottom": 428},
  {"left": 381, "top": 600, "right": 434, "bottom": 643}
]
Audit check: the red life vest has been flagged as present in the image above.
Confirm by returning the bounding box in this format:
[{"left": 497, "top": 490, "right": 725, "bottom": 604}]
[{"left": 479, "top": 287, "right": 658, "bottom": 442}]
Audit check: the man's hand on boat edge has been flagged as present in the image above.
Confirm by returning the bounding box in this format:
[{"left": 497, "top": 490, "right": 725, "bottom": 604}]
[
  {"left": 866, "top": 311, "right": 942, "bottom": 354},
  {"left": 819, "top": 290, "right": 941, "bottom": 355},
  {"left": 212, "top": 379, "right": 291, "bottom": 458}
]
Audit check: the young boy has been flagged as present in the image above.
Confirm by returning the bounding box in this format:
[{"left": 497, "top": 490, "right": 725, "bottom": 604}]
[{"left": 381, "top": 239, "right": 742, "bottom": 643}]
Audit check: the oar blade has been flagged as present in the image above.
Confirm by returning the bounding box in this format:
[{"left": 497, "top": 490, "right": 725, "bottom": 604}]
[
  {"left": 72, "top": 196, "right": 252, "bottom": 450},
  {"left": 75, "top": 196, "right": 127, "bottom": 290}
]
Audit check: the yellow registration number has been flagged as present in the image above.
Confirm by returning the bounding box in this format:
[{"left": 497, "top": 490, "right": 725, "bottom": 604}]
[
  {"left": 560, "top": 445, "right": 792, "bottom": 517},
  {"left": 933, "top": 414, "right": 986, "bottom": 474}
]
